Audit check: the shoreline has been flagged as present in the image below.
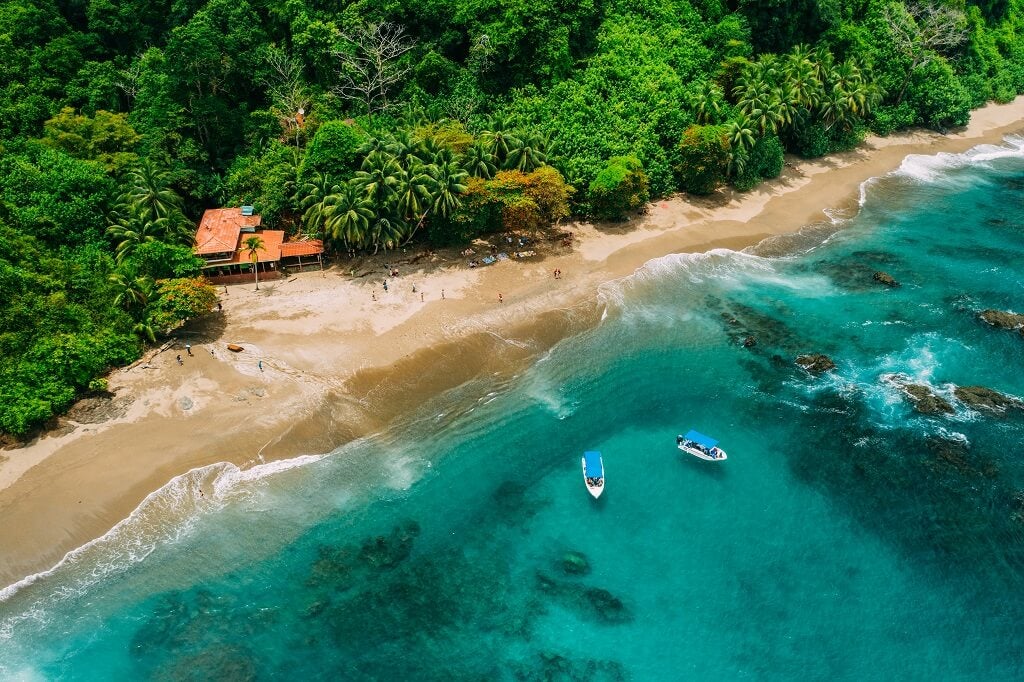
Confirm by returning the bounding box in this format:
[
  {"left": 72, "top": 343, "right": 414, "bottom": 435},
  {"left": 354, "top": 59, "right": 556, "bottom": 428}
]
[{"left": 2, "top": 98, "right": 1024, "bottom": 591}]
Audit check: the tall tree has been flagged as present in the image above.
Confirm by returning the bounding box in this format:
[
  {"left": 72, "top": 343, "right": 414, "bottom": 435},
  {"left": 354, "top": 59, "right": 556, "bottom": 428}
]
[
  {"left": 884, "top": 1, "right": 969, "bottom": 104},
  {"left": 331, "top": 23, "right": 415, "bottom": 114},
  {"left": 241, "top": 235, "right": 265, "bottom": 290}
]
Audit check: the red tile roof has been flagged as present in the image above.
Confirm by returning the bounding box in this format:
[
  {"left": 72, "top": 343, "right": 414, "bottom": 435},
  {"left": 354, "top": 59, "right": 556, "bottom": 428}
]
[
  {"left": 234, "top": 230, "right": 284, "bottom": 264},
  {"left": 280, "top": 240, "right": 324, "bottom": 257},
  {"left": 194, "top": 208, "right": 262, "bottom": 255}
]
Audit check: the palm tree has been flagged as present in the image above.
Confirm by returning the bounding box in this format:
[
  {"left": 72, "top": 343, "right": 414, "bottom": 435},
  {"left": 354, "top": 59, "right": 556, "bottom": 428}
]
[
  {"left": 693, "top": 83, "right": 724, "bottom": 124},
  {"left": 241, "top": 235, "right": 265, "bottom": 290},
  {"left": 120, "top": 159, "right": 185, "bottom": 226},
  {"left": 353, "top": 151, "right": 403, "bottom": 212},
  {"left": 506, "top": 133, "right": 548, "bottom": 172},
  {"left": 106, "top": 206, "right": 168, "bottom": 262},
  {"left": 297, "top": 172, "right": 341, "bottom": 237},
  {"left": 429, "top": 160, "right": 469, "bottom": 220},
  {"left": 461, "top": 141, "right": 497, "bottom": 179},
  {"left": 109, "top": 272, "right": 153, "bottom": 311},
  {"left": 324, "top": 184, "right": 374, "bottom": 248},
  {"left": 396, "top": 162, "right": 436, "bottom": 222},
  {"left": 133, "top": 320, "right": 157, "bottom": 344},
  {"left": 369, "top": 215, "right": 405, "bottom": 253},
  {"left": 481, "top": 116, "right": 522, "bottom": 168},
  {"left": 726, "top": 116, "right": 756, "bottom": 176}
]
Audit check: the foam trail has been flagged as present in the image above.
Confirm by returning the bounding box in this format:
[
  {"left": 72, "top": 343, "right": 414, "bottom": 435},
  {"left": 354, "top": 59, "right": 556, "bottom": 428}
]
[{"left": 0, "top": 453, "right": 323, "bottom": 633}]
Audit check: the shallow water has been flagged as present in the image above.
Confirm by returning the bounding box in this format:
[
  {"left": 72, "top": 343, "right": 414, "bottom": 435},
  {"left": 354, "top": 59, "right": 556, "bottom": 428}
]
[{"left": 2, "top": 139, "right": 1024, "bottom": 680}]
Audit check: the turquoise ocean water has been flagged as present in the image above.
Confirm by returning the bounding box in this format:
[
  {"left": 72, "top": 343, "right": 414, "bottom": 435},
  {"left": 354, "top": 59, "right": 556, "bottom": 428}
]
[{"left": 2, "top": 139, "right": 1024, "bottom": 680}]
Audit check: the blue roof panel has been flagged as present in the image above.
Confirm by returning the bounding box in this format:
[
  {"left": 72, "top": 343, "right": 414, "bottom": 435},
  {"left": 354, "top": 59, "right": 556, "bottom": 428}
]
[
  {"left": 584, "top": 451, "right": 603, "bottom": 477},
  {"left": 684, "top": 430, "right": 719, "bottom": 448}
]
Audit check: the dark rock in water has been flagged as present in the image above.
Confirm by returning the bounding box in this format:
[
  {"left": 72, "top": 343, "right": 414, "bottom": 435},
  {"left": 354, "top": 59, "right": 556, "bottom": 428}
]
[
  {"left": 979, "top": 309, "right": 1024, "bottom": 331},
  {"left": 954, "top": 385, "right": 1023, "bottom": 413},
  {"left": 161, "top": 645, "right": 258, "bottom": 682},
  {"left": 872, "top": 271, "right": 899, "bottom": 288},
  {"left": 795, "top": 354, "right": 836, "bottom": 373},
  {"left": 924, "top": 436, "right": 998, "bottom": 479},
  {"left": 358, "top": 521, "right": 421, "bottom": 570},
  {"left": 560, "top": 550, "right": 591, "bottom": 576},
  {"left": 583, "top": 587, "right": 632, "bottom": 624},
  {"left": 743, "top": 335, "right": 757, "bottom": 348},
  {"left": 516, "top": 652, "right": 628, "bottom": 682},
  {"left": 902, "top": 384, "right": 955, "bottom": 415}
]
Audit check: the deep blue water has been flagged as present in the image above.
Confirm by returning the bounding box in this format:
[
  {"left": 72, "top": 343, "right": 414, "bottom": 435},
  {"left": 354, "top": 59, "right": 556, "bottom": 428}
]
[{"left": 2, "top": 140, "right": 1024, "bottom": 680}]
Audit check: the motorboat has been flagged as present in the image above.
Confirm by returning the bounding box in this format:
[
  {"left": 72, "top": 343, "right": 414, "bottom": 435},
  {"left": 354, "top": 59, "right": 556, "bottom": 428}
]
[
  {"left": 677, "top": 430, "right": 727, "bottom": 461},
  {"left": 582, "top": 450, "right": 605, "bottom": 498}
]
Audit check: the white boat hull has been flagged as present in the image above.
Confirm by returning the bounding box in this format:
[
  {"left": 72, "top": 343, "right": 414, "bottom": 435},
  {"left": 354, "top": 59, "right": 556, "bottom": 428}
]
[
  {"left": 582, "top": 457, "right": 605, "bottom": 498},
  {"left": 678, "top": 444, "right": 728, "bottom": 461}
]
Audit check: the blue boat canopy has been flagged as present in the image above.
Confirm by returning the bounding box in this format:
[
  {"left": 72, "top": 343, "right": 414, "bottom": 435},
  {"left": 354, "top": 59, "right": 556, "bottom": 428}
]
[
  {"left": 584, "top": 451, "right": 603, "bottom": 478},
  {"left": 683, "top": 430, "right": 719, "bottom": 448}
]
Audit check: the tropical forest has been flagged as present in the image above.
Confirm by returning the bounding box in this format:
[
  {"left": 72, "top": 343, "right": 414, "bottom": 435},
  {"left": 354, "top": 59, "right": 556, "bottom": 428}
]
[{"left": 2, "top": 0, "right": 1023, "bottom": 436}]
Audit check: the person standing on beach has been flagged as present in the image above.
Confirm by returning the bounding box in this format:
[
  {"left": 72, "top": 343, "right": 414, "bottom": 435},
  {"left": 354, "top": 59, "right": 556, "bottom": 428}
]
[
  {"left": 176, "top": 354, "right": 183, "bottom": 365},
  {"left": 498, "top": 293, "right": 503, "bottom": 304},
  {"left": 383, "top": 279, "right": 388, "bottom": 292},
  {"left": 186, "top": 343, "right": 193, "bottom": 356},
  {"left": 421, "top": 292, "right": 425, "bottom": 302},
  {"left": 258, "top": 360, "right": 263, "bottom": 372},
  {"left": 372, "top": 291, "right": 377, "bottom": 301},
  {"left": 441, "top": 289, "right": 445, "bottom": 300}
]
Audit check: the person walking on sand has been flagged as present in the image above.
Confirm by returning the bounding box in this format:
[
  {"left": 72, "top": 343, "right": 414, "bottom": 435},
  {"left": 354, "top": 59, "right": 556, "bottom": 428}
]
[
  {"left": 498, "top": 293, "right": 503, "bottom": 304},
  {"left": 186, "top": 343, "right": 193, "bottom": 356},
  {"left": 441, "top": 289, "right": 445, "bottom": 300},
  {"left": 258, "top": 360, "right": 263, "bottom": 372},
  {"left": 176, "top": 354, "right": 183, "bottom": 365},
  {"left": 421, "top": 292, "right": 425, "bottom": 302},
  {"left": 383, "top": 279, "right": 388, "bottom": 292},
  {"left": 217, "top": 302, "right": 223, "bottom": 311}
]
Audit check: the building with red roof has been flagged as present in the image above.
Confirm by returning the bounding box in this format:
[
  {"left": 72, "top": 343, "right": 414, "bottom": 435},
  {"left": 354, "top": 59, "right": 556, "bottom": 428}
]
[{"left": 193, "top": 207, "right": 324, "bottom": 284}]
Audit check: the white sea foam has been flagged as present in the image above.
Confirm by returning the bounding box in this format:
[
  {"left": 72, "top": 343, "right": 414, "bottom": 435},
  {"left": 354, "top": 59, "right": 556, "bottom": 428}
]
[
  {"left": 892, "top": 135, "right": 1024, "bottom": 183},
  {"left": 0, "top": 453, "right": 324, "bottom": 635}
]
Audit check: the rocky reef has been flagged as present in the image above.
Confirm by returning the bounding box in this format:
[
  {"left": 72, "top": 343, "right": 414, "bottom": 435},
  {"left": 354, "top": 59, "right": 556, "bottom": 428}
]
[
  {"left": 795, "top": 354, "right": 836, "bottom": 373},
  {"left": 872, "top": 271, "right": 899, "bottom": 288},
  {"left": 979, "top": 309, "right": 1024, "bottom": 334}
]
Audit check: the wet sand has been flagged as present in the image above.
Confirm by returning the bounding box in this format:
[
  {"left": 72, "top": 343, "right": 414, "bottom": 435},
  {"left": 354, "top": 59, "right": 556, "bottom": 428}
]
[{"left": 2, "top": 98, "right": 1024, "bottom": 589}]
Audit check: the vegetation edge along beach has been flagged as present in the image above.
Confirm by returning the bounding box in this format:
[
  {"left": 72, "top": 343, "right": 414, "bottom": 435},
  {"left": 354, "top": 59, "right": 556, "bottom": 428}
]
[
  {"left": 4, "top": 0, "right": 1024, "bottom": 584},
  {"left": 2, "top": 100, "right": 1024, "bottom": 588}
]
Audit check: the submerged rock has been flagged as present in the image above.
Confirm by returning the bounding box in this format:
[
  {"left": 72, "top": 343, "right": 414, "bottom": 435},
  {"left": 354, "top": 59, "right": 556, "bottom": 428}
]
[
  {"left": 795, "top": 354, "right": 836, "bottom": 373},
  {"left": 560, "top": 551, "right": 591, "bottom": 576},
  {"left": 742, "top": 335, "right": 757, "bottom": 348},
  {"left": 954, "top": 386, "right": 1023, "bottom": 413},
  {"left": 979, "top": 309, "right": 1024, "bottom": 331},
  {"left": 872, "top": 271, "right": 899, "bottom": 288},
  {"left": 902, "top": 384, "right": 955, "bottom": 415},
  {"left": 924, "top": 436, "right": 998, "bottom": 479},
  {"left": 583, "top": 587, "right": 632, "bottom": 624}
]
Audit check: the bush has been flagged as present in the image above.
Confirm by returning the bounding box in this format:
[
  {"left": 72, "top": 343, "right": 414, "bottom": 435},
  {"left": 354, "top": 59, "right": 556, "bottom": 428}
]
[
  {"left": 301, "top": 120, "right": 366, "bottom": 182},
  {"left": 871, "top": 103, "right": 917, "bottom": 136},
  {"left": 732, "top": 135, "right": 784, "bottom": 192},
  {"left": 676, "top": 125, "right": 730, "bottom": 195},
  {"left": 790, "top": 121, "right": 831, "bottom": 158},
  {"left": 588, "top": 155, "right": 650, "bottom": 220},
  {"left": 147, "top": 278, "right": 218, "bottom": 334},
  {"left": 908, "top": 61, "right": 972, "bottom": 131}
]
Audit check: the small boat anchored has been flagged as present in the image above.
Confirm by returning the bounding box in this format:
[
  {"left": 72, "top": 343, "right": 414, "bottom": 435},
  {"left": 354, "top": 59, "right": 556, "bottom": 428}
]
[
  {"left": 677, "top": 430, "right": 727, "bottom": 461},
  {"left": 582, "top": 450, "right": 605, "bottom": 498}
]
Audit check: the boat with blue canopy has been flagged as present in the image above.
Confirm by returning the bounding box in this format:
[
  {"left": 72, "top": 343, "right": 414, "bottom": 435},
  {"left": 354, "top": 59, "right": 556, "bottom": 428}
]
[
  {"left": 677, "top": 430, "right": 727, "bottom": 461},
  {"left": 582, "top": 450, "right": 605, "bottom": 498}
]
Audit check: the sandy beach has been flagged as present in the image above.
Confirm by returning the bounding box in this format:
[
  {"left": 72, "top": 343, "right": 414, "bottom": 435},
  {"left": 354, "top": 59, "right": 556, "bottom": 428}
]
[{"left": 2, "top": 98, "right": 1024, "bottom": 589}]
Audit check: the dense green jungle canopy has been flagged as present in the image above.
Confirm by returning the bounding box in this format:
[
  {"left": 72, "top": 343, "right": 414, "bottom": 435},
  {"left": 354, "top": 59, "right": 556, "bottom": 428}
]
[{"left": 2, "top": 0, "right": 1023, "bottom": 435}]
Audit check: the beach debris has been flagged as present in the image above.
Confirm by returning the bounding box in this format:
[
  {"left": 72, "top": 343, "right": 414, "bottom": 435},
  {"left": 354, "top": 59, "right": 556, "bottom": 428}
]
[
  {"left": 227, "top": 343, "right": 244, "bottom": 352},
  {"left": 872, "top": 271, "right": 899, "bottom": 287},
  {"left": 954, "top": 385, "right": 1023, "bottom": 414},
  {"left": 560, "top": 550, "right": 591, "bottom": 576},
  {"left": 978, "top": 309, "right": 1024, "bottom": 332},
  {"left": 743, "top": 335, "right": 757, "bottom": 348},
  {"left": 178, "top": 396, "right": 194, "bottom": 411},
  {"left": 795, "top": 353, "right": 836, "bottom": 373}
]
